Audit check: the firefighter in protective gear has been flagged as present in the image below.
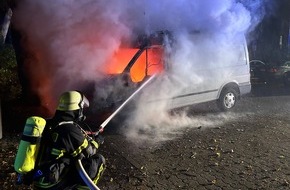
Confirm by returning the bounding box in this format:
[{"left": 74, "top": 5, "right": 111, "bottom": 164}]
[{"left": 33, "top": 90, "right": 105, "bottom": 190}]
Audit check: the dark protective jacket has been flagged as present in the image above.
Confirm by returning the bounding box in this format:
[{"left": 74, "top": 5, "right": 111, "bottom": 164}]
[{"left": 33, "top": 110, "right": 103, "bottom": 189}]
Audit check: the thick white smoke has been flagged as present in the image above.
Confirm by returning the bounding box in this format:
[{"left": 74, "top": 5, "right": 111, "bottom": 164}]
[
  {"left": 120, "top": 0, "right": 269, "bottom": 143},
  {"left": 12, "top": 0, "right": 271, "bottom": 142}
]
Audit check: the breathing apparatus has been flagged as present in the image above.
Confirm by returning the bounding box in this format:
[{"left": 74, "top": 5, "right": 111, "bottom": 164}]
[{"left": 14, "top": 116, "right": 46, "bottom": 174}]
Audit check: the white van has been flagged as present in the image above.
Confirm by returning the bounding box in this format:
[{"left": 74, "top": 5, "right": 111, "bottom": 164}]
[{"left": 93, "top": 31, "right": 251, "bottom": 119}]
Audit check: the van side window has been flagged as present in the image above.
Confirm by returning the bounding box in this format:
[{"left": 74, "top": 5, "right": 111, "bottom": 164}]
[
  {"left": 229, "top": 44, "right": 247, "bottom": 66},
  {"left": 130, "top": 47, "right": 164, "bottom": 82},
  {"left": 147, "top": 47, "right": 164, "bottom": 75}
]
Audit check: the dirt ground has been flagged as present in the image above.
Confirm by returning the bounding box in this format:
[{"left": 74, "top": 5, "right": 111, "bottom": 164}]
[
  {"left": 3, "top": 111, "right": 290, "bottom": 190},
  {"left": 2, "top": 86, "right": 290, "bottom": 189}
]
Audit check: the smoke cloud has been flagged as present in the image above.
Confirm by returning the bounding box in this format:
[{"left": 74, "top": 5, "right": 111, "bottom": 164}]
[{"left": 12, "top": 0, "right": 273, "bottom": 143}]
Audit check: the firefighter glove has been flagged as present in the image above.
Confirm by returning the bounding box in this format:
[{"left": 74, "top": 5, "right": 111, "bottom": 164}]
[{"left": 95, "top": 135, "right": 105, "bottom": 145}]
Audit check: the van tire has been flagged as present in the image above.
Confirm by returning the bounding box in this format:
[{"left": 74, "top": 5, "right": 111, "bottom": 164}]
[{"left": 217, "top": 88, "right": 238, "bottom": 111}]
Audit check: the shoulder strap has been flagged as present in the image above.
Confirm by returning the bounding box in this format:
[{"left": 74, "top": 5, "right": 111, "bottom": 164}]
[{"left": 55, "top": 121, "right": 91, "bottom": 140}]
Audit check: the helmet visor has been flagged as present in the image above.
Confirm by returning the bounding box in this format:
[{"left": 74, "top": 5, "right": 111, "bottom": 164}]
[{"left": 80, "top": 95, "right": 89, "bottom": 108}]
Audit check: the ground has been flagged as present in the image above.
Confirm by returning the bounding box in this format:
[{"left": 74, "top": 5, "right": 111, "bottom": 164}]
[{"left": 2, "top": 84, "right": 290, "bottom": 189}]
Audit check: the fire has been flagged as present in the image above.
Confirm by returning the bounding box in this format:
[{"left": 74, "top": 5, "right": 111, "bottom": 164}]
[
  {"left": 104, "top": 47, "right": 164, "bottom": 82},
  {"left": 105, "top": 48, "right": 139, "bottom": 74}
]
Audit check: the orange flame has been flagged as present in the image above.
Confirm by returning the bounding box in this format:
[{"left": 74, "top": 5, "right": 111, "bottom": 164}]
[{"left": 104, "top": 47, "right": 164, "bottom": 82}]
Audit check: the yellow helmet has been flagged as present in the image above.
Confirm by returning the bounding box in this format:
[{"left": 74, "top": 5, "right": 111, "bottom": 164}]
[{"left": 57, "top": 91, "right": 89, "bottom": 111}]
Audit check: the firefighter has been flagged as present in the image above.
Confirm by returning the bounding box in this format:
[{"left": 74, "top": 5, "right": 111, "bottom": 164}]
[{"left": 33, "top": 90, "right": 105, "bottom": 189}]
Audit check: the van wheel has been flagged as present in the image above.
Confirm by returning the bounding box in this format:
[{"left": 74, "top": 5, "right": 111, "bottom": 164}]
[{"left": 217, "top": 88, "right": 238, "bottom": 111}]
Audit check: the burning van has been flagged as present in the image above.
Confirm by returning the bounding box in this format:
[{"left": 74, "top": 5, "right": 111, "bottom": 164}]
[{"left": 90, "top": 31, "right": 251, "bottom": 127}]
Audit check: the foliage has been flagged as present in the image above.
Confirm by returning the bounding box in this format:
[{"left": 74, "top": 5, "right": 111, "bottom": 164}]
[{"left": 0, "top": 44, "right": 22, "bottom": 101}]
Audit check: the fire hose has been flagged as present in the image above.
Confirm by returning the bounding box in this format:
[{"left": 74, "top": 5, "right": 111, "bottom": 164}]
[
  {"left": 96, "top": 74, "right": 157, "bottom": 134},
  {"left": 76, "top": 159, "right": 100, "bottom": 190}
]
